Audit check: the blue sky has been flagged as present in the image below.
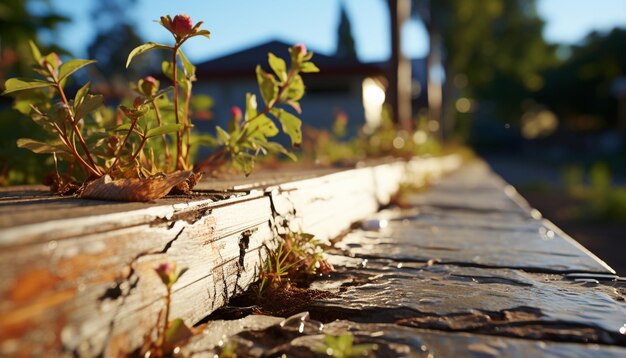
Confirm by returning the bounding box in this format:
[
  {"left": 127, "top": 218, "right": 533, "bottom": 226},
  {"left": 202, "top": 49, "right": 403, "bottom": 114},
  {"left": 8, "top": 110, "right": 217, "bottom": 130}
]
[{"left": 40, "top": 0, "right": 626, "bottom": 63}]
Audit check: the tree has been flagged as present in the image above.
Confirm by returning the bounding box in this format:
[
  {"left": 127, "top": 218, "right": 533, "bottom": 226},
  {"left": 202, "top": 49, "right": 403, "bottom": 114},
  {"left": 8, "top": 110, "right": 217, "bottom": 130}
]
[
  {"left": 0, "top": 0, "right": 69, "bottom": 184},
  {"left": 413, "top": 0, "right": 558, "bottom": 136},
  {"left": 537, "top": 28, "right": 626, "bottom": 132},
  {"left": 336, "top": 2, "right": 357, "bottom": 59}
]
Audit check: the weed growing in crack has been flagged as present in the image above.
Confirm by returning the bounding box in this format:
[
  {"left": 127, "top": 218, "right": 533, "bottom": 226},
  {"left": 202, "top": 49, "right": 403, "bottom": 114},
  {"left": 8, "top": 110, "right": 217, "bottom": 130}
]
[
  {"left": 145, "top": 261, "right": 192, "bottom": 358},
  {"left": 2, "top": 14, "right": 318, "bottom": 201},
  {"left": 258, "top": 228, "right": 334, "bottom": 297},
  {"left": 314, "top": 332, "right": 378, "bottom": 358}
]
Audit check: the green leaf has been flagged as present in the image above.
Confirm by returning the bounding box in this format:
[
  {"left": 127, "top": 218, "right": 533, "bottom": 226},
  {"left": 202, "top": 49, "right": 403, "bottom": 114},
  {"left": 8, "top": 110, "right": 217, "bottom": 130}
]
[
  {"left": 245, "top": 93, "right": 257, "bottom": 120},
  {"left": 74, "top": 93, "right": 104, "bottom": 120},
  {"left": 164, "top": 318, "right": 193, "bottom": 348},
  {"left": 58, "top": 59, "right": 96, "bottom": 82},
  {"left": 2, "top": 78, "right": 53, "bottom": 95},
  {"left": 246, "top": 115, "right": 278, "bottom": 138},
  {"left": 264, "top": 141, "right": 297, "bottom": 161},
  {"left": 17, "top": 138, "right": 68, "bottom": 154},
  {"left": 233, "top": 152, "right": 254, "bottom": 175},
  {"left": 299, "top": 62, "right": 320, "bottom": 73},
  {"left": 13, "top": 91, "right": 48, "bottom": 115},
  {"left": 178, "top": 49, "right": 196, "bottom": 80},
  {"left": 285, "top": 74, "right": 305, "bottom": 101},
  {"left": 74, "top": 81, "right": 91, "bottom": 107},
  {"left": 255, "top": 65, "right": 278, "bottom": 106},
  {"left": 162, "top": 61, "right": 174, "bottom": 81},
  {"left": 194, "top": 29, "right": 211, "bottom": 40},
  {"left": 268, "top": 52, "right": 287, "bottom": 82},
  {"left": 270, "top": 108, "right": 302, "bottom": 146},
  {"left": 286, "top": 100, "right": 302, "bottom": 114},
  {"left": 216, "top": 126, "right": 230, "bottom": 144},
  {"left": 145, "top": 124, "right": 183, "bottom": 138},
  {"left": 126, "top": 42, "right": 171, "bottom": 68},
  {"left": 29, "top": 41, "right": 42, "bottom": 63}
]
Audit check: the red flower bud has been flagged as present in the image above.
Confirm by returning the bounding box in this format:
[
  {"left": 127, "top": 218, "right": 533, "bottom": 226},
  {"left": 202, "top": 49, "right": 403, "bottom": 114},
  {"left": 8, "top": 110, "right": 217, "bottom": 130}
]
[
  {"left": 133, "top": 97, "right": 143, "bottom": 108},
  {"left": 172, "top": 14, "right": 194, "bottom": 37},
  {"left": 231, "top": 106, "right": 243, "bottom": 122},
  {"left": 294, "top": 43, "right": 307, "bottom": 55},
  {"left": 140, "top": 76, "right": 159, "bottom": 97},
  {"left": 155, "top": 262, "right": 176, "bottom": 286}
]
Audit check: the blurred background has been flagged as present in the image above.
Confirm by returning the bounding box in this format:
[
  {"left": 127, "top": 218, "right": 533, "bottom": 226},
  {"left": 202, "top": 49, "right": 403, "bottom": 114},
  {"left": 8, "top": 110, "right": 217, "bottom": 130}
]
[{"left": 0, "top": 0, "right": 625, "bottom": 273}]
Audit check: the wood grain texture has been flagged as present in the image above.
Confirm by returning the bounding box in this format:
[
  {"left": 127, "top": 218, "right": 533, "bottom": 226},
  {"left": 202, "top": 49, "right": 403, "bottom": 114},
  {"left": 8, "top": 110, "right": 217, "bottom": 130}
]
[{"left": 0, "top": 156, "right": 462, "bottom": 356}]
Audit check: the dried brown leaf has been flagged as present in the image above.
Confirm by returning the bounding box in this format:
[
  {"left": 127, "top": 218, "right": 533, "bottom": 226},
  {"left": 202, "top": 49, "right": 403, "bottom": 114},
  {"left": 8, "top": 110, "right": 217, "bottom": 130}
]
[{"left": 81, "top": 171, "right": 192, "bottom": 202}]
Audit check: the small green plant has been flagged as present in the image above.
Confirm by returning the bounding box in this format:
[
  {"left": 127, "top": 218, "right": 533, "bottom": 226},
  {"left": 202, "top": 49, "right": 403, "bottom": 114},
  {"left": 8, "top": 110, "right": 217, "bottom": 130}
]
[
  {"left": 314, "top": 332, "right": 378, "bottom": 358},
  {"left": 258, "top": 230, "right": 334, "bottom": 296},
  {"left": 2, "top": 14, "right": 318, "bottom": 201},
  {"left": 149, "top": 261, "right": 191, "bottom": 358},
  {"left": 258, "top": 241, "right": 299, "bottom": 295}
]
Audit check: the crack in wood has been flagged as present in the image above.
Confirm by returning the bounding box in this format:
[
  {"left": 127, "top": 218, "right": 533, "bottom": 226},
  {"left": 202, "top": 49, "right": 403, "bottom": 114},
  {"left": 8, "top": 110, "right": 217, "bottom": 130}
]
[{"left": 150, "top": 206, "right": 211, "bottom": 227}]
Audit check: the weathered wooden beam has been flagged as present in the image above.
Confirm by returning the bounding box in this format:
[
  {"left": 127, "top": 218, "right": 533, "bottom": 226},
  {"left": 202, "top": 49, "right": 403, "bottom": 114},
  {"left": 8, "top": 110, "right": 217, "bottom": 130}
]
[{"left": 0, "top": 157, "right": 461, "bottom": 356}]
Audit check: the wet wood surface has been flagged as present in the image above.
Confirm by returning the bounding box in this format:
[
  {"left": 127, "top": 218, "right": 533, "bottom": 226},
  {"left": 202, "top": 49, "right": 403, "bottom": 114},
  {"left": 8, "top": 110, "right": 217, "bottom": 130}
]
[
  {"left": 184, "top": 160, "right": 626, "bottom": 357},
  {"left": 0, "top": 157, "right": 460, "bottom": 357}
]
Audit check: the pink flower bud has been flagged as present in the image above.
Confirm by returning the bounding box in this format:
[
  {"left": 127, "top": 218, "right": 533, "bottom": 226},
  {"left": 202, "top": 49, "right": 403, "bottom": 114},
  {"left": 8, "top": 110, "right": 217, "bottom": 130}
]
[
  {"left": 231, "top": 106, "right": 243, "bottom": 122},
  {"left": 155, "top": 261, "right": 176, "bottom": 286},
  {"left": 156, "top": 262, "right": 175, "bottom": 275},
  {"left": 140, "top": 76, "right": 159, "bottom": 96},
  {"left": 294, "top": 43, "right": 307, "bottom": 55},
  {"left": 172, "top": 14, "right": 194, "bottom": 37}
]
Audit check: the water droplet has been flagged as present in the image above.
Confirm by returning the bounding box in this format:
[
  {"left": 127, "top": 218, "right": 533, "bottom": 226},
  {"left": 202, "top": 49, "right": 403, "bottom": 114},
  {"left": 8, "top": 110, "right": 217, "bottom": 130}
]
[
  {"left": 420, "top": 344, "right": 428, "bottom": 351},
  {"left": 173, "top": 347, "right": 181, "bottom": 354},
  {"left": 619, "top": 324, "right": 626, "bottom": 334},
  {"left": 361, "top": 259, "right": 368, "bottom": 268},
  {"left": 279, "top": 312, "right": 323, "bottom": 334},
  {"left": 397, "top": 263, "right": 403, "bottom": 269},
  {"left": 539, "top": 227, "right": 555, "bottom": 240},
  {"left": 326, "top": 348, "right": 334, "bottom": 355}
]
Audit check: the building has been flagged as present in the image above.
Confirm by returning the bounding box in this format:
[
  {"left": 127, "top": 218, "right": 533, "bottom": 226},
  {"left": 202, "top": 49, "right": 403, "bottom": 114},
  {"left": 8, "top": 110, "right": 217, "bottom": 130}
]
[{"left": 194, "top": 40, "right": 394, "bottom": 137}]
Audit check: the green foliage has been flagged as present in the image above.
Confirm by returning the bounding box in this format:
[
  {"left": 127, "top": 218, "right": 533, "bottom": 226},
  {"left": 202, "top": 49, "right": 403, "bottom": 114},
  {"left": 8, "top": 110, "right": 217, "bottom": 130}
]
[
  {"left": 258, "top": 230, "right": 333, "bottom": 297},
  {"left": 561, "top": 162, "right": 626, "bottom": 222},
  {"left": 314, "top": 332, "right": 378, "bottom": 358},
  {"left": 259, "top": 241, "right": 299, "bottom": 296},
  {"left": 150, "top": 262, "right": 192, "bottom": 356},
  {"left": 3, "top": 13, "right": 317, "bottom": 198},
  {"left": 195, "top": 45, "right": 318, "bottom": 175},
  {"left": 422, "top": 0, "right": 558, "bottom": 126},
  {"left": 303, "top": 110, "right": 441, "bottom": 166}
]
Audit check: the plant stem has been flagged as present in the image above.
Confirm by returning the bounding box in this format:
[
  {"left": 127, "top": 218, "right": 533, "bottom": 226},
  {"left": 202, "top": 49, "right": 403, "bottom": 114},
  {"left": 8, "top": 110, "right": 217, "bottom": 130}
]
[
  {"left": 183, "top": 86, "right": 192, "bottom": 164},
  {"left": 128, "top": 135, "right": 149, "bottom": 166},
  {"left": 241, "top": 68, "right": 297, "bottom": 132},
  {"left": 108, "top": 113, "right": 140, "bottom": 174},
  {"left": 151, "top": 99, "right": 172, "bottom": 170},
  {"left": 42, "top": 106, "right": 101, "bottom": 178},
  {"left": 172, "top": 45, "right": 184, "bottom": 170},
  {"left": 49, "top": 68, "right": 101, "bottom": 176},
  {"left": 157, "top": 286, "right": 172, "bottom": 356}
]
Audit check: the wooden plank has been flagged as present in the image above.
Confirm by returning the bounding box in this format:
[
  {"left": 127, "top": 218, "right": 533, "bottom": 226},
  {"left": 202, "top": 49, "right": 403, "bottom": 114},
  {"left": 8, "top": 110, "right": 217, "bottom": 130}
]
[{"left": 0, "top": 156, "right": 462, "bottom": 356}]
